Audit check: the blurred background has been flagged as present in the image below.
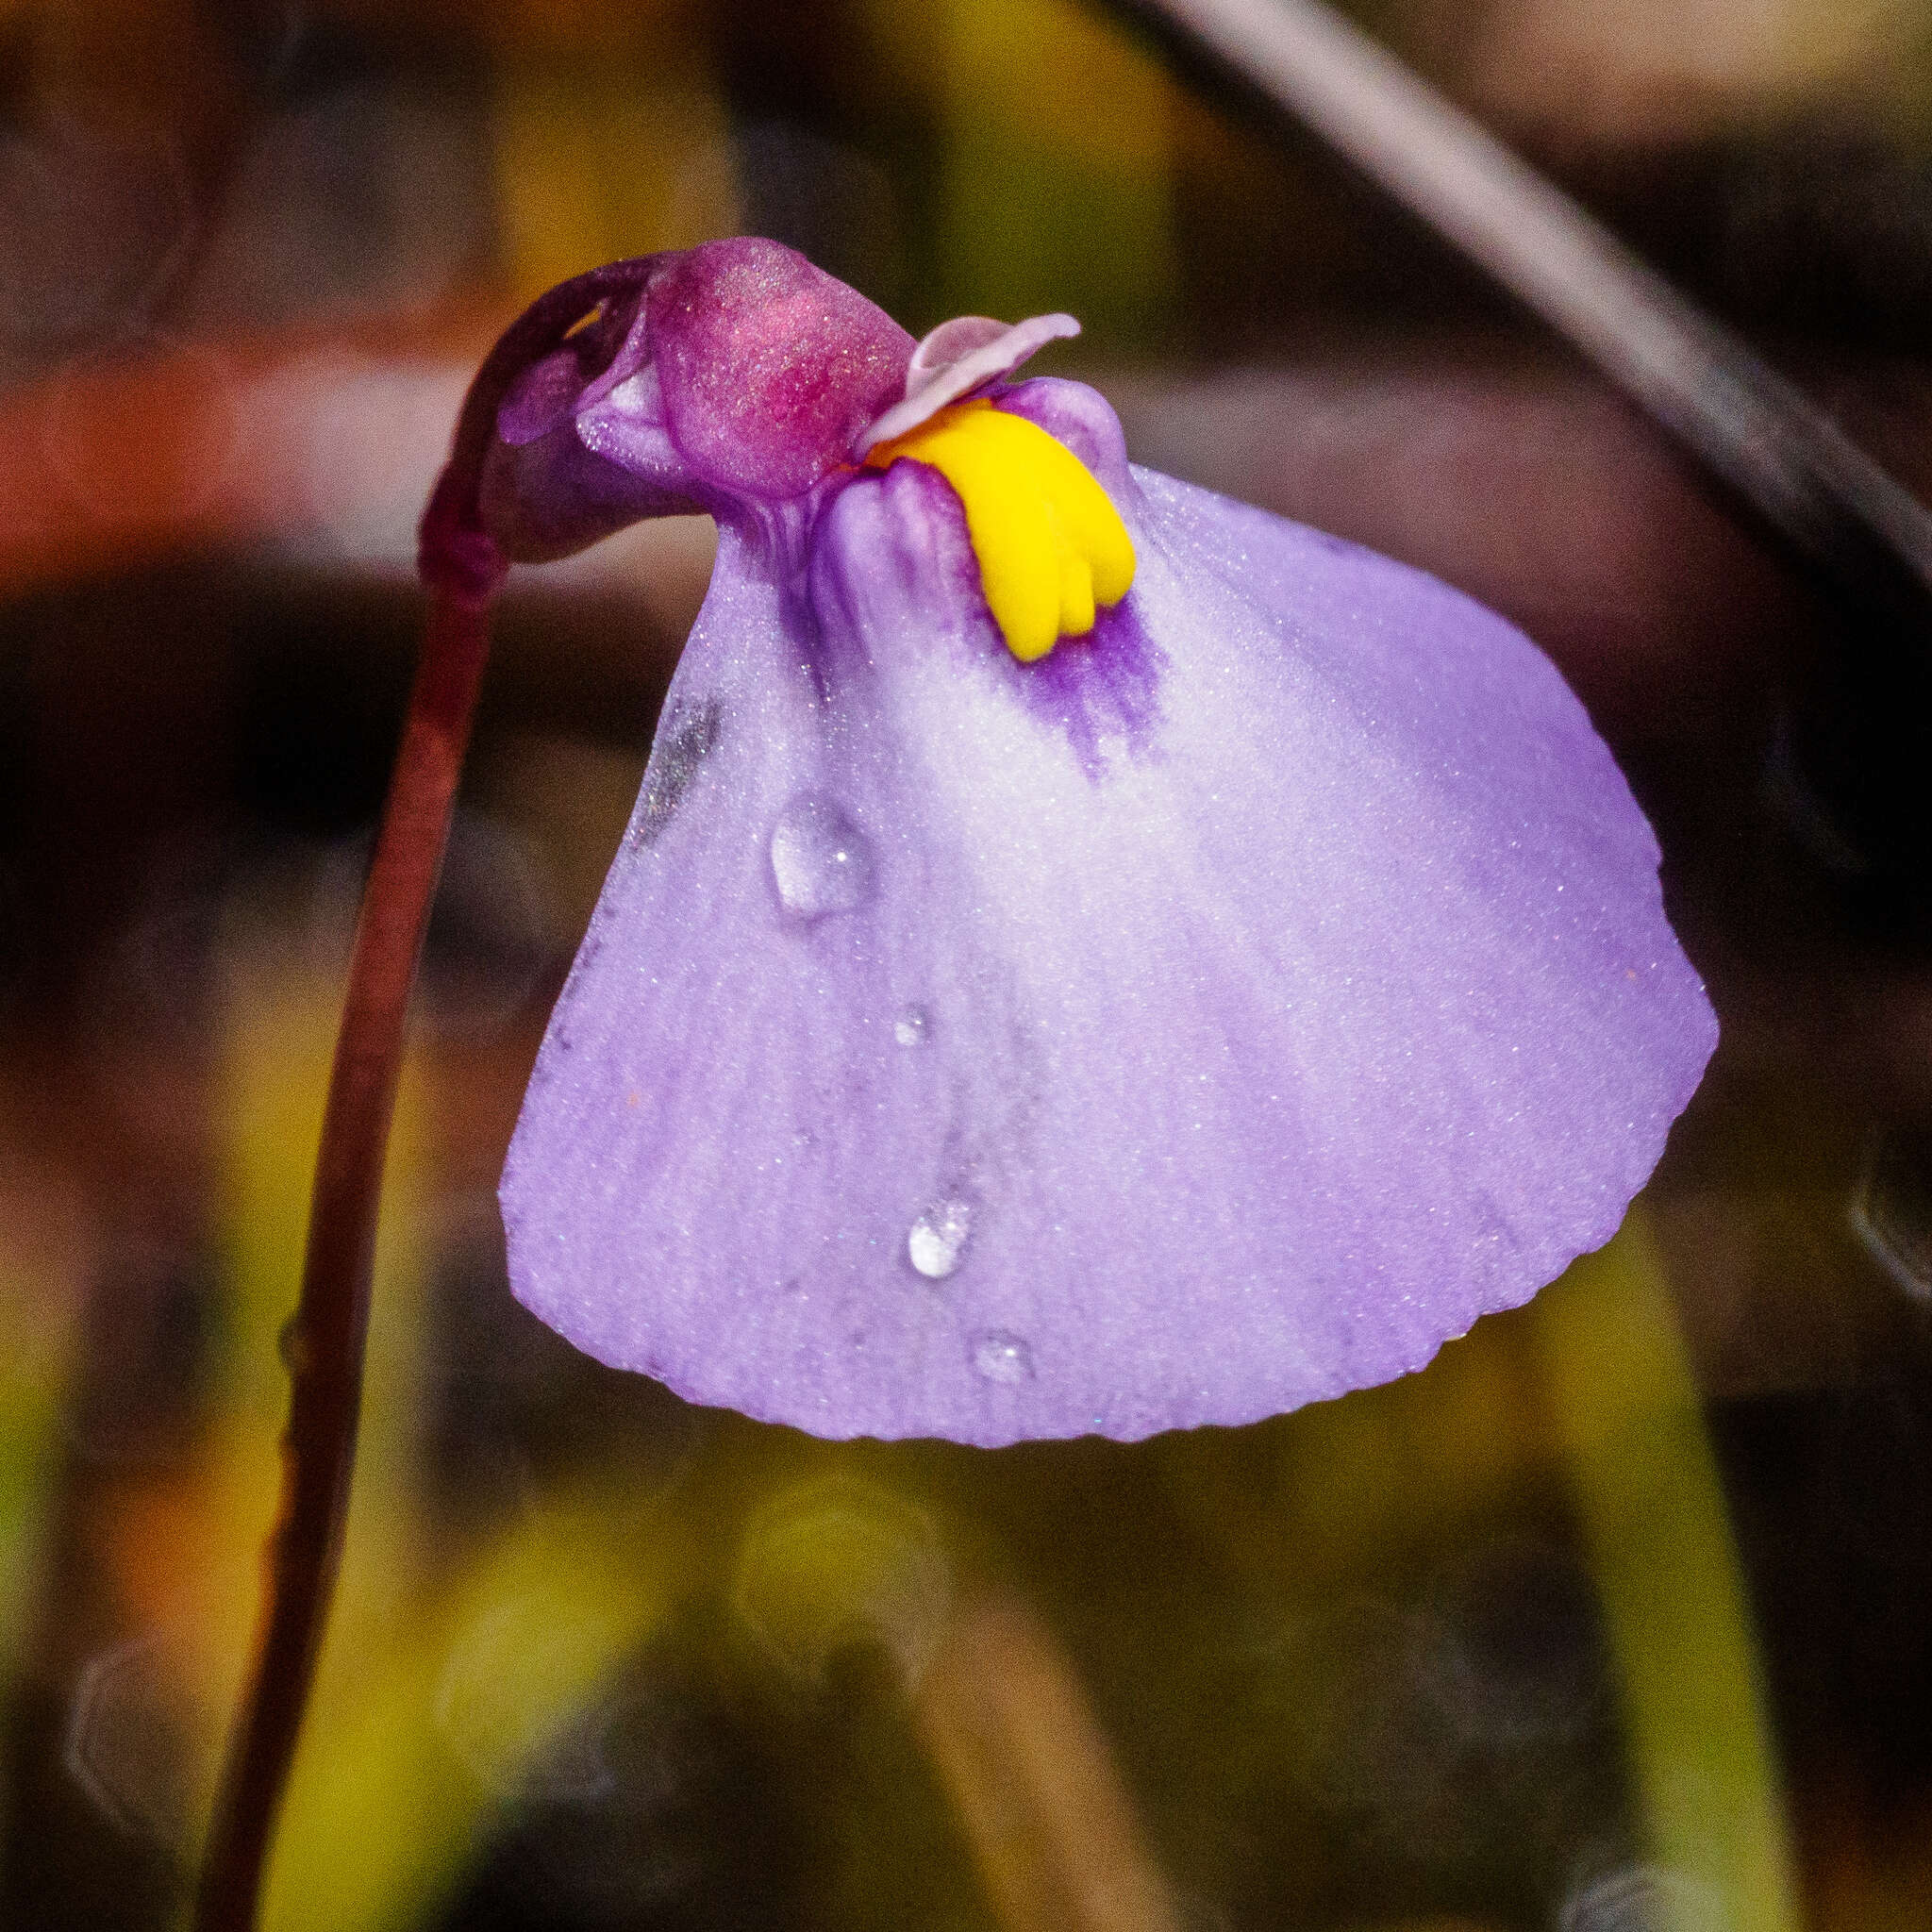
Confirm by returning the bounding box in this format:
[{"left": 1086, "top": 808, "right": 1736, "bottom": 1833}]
[{"left": 4, "top": 0, "right": 1932, "bottom": 1926}]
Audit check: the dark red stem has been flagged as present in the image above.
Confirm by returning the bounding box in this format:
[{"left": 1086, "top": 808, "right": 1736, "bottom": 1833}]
[
  {"left": 192, "top": 587, "right": 490, "bottom": 1932},
  {"left": 193, "top": 259, "right": 655, "bottom": 1932}
]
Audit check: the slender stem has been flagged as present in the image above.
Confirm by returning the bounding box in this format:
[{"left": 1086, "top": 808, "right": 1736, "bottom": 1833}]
[
  {"left": 192, "top": 588, "right": 491, "bottom": 1932},
  {"left": 192, "top": 253, "right": 651, "bottom": 1932}
]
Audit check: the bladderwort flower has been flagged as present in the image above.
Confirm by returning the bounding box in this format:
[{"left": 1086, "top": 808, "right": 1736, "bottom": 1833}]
[{"left": 422, "top": 237, "right": 1717, "bottom": 1447}]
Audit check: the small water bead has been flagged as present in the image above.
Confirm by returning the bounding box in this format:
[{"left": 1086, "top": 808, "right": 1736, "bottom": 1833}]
[
  {"left": 908, "top": 1195, "right": 973, "bottom": 1279},
  {"left": 970, "top": 1331, "right": 1033, "bottom": 1384},
  {"left": 770, "top": 795, "right": 874, "bottom": 919},
  {"left": 893, "top": 1006, "right": 930, "bottom": 1048}
]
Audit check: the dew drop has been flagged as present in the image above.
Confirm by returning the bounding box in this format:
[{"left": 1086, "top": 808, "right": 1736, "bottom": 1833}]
[
  {"left": 770, "top": 795, "right": 874, "bottom": 919},
  {"left": 893, "top": 1006, "right": 930, "bottom": 1048},
  {"left": 908, "top": 1195, "right": 973, "bottom": 1279},
  {"left": 970, "top": 1331, "right": 1033, "bottom": 1384}
]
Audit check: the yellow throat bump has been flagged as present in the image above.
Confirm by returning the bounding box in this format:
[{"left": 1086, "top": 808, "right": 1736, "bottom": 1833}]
[{"left": 862, "top": 399, "right": 1135, "bottom": 663}]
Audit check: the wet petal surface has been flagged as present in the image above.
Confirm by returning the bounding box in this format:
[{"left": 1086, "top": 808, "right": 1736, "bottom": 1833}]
[{"left": 500, "top": 442, "right": 1714, "bottom": 1445}]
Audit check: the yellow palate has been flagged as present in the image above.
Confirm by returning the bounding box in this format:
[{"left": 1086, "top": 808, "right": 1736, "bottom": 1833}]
[{"left": 864, "top": 399, "right": 1135, "bottom": 662}]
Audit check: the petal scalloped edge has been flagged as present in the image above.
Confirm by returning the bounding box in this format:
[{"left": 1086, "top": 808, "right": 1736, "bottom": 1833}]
[{"left": 425, "top": 240, "right": 1720, "bottom": 1446}]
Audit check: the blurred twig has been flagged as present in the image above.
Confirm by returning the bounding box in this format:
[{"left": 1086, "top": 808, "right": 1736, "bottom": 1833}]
[
  {"left": 914, "top": 1595, "right": 1182, "bottom": 1932},
  {"left": 1539, "top": 1220, "right": 1802, "bottom": 1932},
  {"left": 1112, "top": 0, "right": 1932, "bottom": 876},
  {"left": 1115, "top": 0, "right": 1932, "bottom": 602}
]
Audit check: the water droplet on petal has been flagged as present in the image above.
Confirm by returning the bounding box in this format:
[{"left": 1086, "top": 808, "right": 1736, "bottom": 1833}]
[
  {"left": 893, "top": 1005, "right": 930, "bottom": 1048},
  {"left": 770, "top": 796, "right": 874, "bottom": 919},
  {"left": 971, "top": 1331, "right": 1032, "bottom": 1383},
  {"left": 908, "top": 1195, "right": 973, "bottom": 1279}
]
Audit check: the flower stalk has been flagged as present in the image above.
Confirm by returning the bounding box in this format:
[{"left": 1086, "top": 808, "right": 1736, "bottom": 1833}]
[
  {"left": 192, "top": 264, "right": 631, "bottom": 1932},
  {"left": 192, "top": 587, "right": 490, "bottom": 1932}
]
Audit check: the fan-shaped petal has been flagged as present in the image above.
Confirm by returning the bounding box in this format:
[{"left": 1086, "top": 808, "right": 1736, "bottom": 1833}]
[{"left": 499, "top": 416, "right": 1714, "bottom": 1444}]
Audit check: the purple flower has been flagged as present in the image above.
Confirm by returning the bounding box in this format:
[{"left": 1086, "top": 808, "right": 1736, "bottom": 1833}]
[{"left": 424, "top": 238, "right": 1716, "bottom": 1447}]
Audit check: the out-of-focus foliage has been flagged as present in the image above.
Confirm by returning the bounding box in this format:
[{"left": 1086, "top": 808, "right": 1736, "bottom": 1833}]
[{"left": 4, "top": 2, "right": 1932, "bottom": 1928}]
